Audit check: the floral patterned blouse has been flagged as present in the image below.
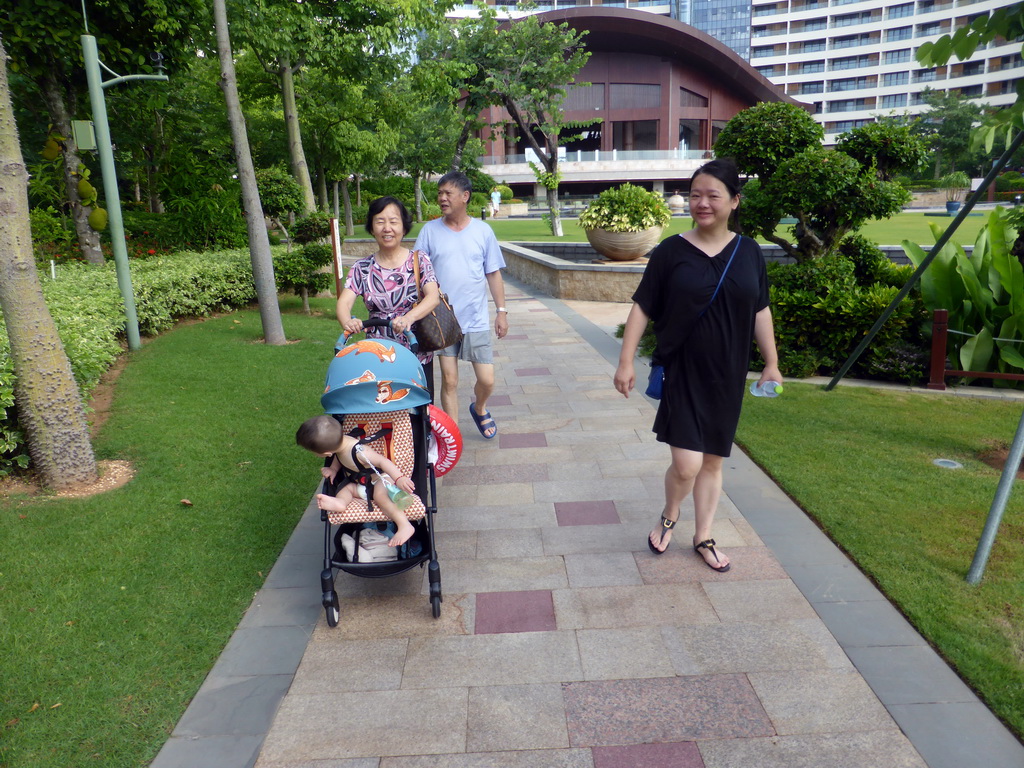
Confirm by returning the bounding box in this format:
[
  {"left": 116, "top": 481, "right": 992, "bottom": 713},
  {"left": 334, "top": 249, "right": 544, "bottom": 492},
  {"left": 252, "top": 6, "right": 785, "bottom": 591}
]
[{"left": 344, "top": 249, "right": 438, "bottom": 363}]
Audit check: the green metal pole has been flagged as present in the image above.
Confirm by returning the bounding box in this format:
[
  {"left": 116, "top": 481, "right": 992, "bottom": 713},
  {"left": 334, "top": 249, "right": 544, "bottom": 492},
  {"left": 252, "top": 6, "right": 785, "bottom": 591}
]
[
  {"left": 825, "top": 129, "right": 1024, "bottom": 391},
  {"left": 966, "top": 406, "right": 1024, "bottom": 584},
  {"left": 81, "top": 34, "right": 141, "bottom": 351}
]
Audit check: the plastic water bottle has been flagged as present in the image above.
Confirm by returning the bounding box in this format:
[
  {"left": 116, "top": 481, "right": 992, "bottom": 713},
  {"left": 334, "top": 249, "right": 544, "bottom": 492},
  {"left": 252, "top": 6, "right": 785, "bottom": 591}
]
[
  {"left": 385, "top": 481, "right": 414, "bottom": 511},
  {"left": 749, "top": 380, "right": 784, "bottom": 398}
]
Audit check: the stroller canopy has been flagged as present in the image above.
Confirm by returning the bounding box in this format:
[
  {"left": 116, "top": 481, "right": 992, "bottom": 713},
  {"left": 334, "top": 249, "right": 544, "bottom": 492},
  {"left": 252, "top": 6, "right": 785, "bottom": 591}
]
[{"left": 322, "top": 337, "right": 431, "bottom": 414}]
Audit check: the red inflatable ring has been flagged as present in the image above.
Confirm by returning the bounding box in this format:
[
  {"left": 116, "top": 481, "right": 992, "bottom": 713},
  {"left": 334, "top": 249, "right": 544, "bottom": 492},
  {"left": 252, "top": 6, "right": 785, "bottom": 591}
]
[{"left": 429, "top": 404, "right": 463, "bottom": 476}]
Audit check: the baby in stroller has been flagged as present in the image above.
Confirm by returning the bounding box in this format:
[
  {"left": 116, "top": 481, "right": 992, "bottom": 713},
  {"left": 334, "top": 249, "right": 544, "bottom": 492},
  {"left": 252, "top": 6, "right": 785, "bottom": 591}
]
[{"left": 296, "top": 414, "right": 416, "bottom": 547}]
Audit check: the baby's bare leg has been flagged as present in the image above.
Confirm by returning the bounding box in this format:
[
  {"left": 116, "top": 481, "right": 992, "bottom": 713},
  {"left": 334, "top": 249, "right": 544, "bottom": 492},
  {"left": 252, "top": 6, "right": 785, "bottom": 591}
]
[
  {"left": 370, "top": 480, "right": 416, "bottom": 547},
  {"left": 316, "top": 486, "right": 356, "bottom": 513}
]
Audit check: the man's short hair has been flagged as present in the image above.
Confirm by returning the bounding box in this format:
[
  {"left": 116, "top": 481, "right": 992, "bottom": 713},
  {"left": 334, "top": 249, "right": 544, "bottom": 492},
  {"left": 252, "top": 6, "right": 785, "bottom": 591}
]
[
  {"left": 296, "top": 415, "right": 343, "bottom": 454},
  {"left": 438, "top": 171, "right": 472, "bottom": 195}
]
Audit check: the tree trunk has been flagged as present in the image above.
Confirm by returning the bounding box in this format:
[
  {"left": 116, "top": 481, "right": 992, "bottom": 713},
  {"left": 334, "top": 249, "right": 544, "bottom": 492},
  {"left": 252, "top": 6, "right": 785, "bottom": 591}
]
[
  {"left": 341, "top": 177, "right": 354, "bottom": 237},
  {"left": 213, "top": 0, "right": 287, "bottom": 346},
  {"left": 300, "top": 286, "right": 310, "bottom": 314},
  {"left": 314, "top": 156, "right": 329, "bottom": 212},
  {"left": 546, "top": 182, "right": 563, "bottom": 237},
  {"left": 451, "top": 120, "right": 473, "bottom": 171},
  {"left": 39, "top": 68, "right": 104, "bottom": 265},
  {"left": 413, "top": 171, "right": 423, "bottom": 222},
  {"left": 0, "top": 40, "right": 98, "bottom": 490},
  {"left": 278, "top": 58, "right": 316, "bottom": 214}
]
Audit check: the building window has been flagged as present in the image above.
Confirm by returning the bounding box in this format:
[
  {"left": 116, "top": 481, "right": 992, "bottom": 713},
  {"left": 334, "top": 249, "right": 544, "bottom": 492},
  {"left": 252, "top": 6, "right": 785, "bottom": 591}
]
[
  {"left": 913, "top": 69, "right": 937, "bottom": 82},
  {"left": 833, "top": 11, "right": 875, "bottom": 27},
  {"left": 917, "top": 22, "right": 943, "bottom": 36},
  {"left": 958, "top": 85, "right": 983, "bottom": 98},
  {"left": 613, "top": 120, "right": 658, "bottom": 151},
  {"left": 888, "top": 3, "right": 914, "bottom": 19},
  {"left": 609, "top": 84, "right": 661, "bottom": 110},
  {"left": 679, "top": 87, "right": 709, "bottom": 108},
  {"left": 884, "top": 49, "right": 912, "bottom": 64},
  {"left": 801, "top": 40, "right": 826, "bottom": 52},
  {"left": 564, "top": 84, "right": 604, "bottom": 111},
  {"left": 755, "top": 65, "right": 776, "bottom": 77},
  {"left": 830, "top": 55, "right": 873, "bottom": 71},
  {"left": 751, "top": 46, "right": 775, "bottom": 58},
  {"left": 882, "top": 71, "right": 909, "bottom": 86},
  {"left": 800, "top": 18, "right": 828, "bottom": 32},
  {"left": 829, "top": 76, "right": 870, "bottom": 92},
  {"left": 678, "top": 119, "right": 707, "bottom": 151},
  {"left": 960, "top": 60, "right": 985, "bottom": 77},
  {"left": 798, "top": 60, "right": 826, "bottom": 74},
  {"left": 798, "top": 81, "right": 825, "bottom": 94},
  {"left": 880, "top": 93, "right": 909, "bottom": 109},
  {"left": 829, "top": 119, "right": 872, "bottom": 133},
  {"left": 827, "top": 98, "right": 868, "bottom": 113},
  {"left": 886, "top": 26, "right": 913, "bottom": 42}
]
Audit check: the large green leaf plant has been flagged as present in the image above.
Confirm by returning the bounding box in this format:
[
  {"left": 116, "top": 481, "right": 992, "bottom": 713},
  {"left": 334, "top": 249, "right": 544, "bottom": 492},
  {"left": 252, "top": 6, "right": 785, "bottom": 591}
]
[{"left": 903, "top": 209, "right": 1024, "bottom": 377}]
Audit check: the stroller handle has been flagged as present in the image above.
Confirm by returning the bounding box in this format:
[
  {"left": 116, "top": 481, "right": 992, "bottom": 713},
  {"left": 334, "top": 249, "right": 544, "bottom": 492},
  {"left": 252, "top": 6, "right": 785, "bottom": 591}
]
[{"left": 338, "top": 317, "right": 419, "bottom": 353}]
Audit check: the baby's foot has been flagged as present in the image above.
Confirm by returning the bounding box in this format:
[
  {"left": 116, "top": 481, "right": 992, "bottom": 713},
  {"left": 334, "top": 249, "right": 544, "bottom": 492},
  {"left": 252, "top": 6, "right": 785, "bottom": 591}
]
[
  {"left": 389, "top": 520, "right": 416, "bottom": 547},
  {"left": 316, "top": 493, "right": 346, "bottom": 513}
]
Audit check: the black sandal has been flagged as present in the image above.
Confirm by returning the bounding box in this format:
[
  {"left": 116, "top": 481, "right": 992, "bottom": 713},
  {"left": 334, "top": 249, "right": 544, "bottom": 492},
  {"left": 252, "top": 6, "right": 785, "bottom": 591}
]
[
  {"left": 694, "top": 538, "right": 730, "bottom": 572},
  {"left": 648, "top": 516, "right": 676, "bottom": 555}
]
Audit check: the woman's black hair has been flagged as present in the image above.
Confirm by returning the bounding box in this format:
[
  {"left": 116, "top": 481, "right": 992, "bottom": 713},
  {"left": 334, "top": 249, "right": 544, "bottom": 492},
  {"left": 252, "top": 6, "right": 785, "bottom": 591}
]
[
  {"left": 365, "top": 196, "right": 413, "bottom": 236},
  {"left": 691, "top": 158, "right": 741, "bottom": 199}
]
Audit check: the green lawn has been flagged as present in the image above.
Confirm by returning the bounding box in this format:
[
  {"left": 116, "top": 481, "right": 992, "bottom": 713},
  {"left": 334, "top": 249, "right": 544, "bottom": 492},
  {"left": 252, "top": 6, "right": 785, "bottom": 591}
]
[
  {"left": 3, "top": 298, "right": 1023, "bottom": 765},
  {"left": 0, "top": 298, "right": 341, "bottom": 767},
  {"left": 406, "top": 210, "right": 990, "bottom": 248},
  {"left": 736, "top": 382, "right": 1024, "bottom": 737}
]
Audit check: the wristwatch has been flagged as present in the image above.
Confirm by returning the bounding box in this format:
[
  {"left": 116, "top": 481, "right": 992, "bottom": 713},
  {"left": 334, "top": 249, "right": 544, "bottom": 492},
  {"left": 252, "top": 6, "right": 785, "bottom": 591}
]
[{"left": 496, "top": 307, "right": 507, "bottom": 313}]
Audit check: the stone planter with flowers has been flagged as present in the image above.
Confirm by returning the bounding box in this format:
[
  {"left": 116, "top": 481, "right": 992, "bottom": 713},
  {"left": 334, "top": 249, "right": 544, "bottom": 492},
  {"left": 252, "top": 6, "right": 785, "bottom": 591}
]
[{"left": 578, "top": 183, "right": 672, "bottom": 261}]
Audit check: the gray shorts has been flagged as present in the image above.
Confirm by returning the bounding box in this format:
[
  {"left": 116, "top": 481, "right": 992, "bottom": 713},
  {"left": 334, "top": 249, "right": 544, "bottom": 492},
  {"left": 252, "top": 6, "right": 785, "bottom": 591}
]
[{"left": 438, "top": 331, "right": 493, "bottom": 364}]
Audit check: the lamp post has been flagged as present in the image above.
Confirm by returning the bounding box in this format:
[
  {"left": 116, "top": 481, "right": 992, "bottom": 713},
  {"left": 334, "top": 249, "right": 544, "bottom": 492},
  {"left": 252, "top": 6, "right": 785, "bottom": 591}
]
[{"left": 80, "top": 35, "right": 167, "bottom": 351}]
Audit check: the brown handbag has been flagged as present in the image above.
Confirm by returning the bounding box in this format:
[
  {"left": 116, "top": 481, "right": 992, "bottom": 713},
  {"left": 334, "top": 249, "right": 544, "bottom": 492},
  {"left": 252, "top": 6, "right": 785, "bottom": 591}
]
[{"left": 410, "top": 251, "right": 463, "bottom": 353}]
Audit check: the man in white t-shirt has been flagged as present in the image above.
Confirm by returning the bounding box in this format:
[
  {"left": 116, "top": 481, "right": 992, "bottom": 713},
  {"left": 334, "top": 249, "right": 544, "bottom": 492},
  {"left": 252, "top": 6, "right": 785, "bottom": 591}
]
[{"left": 414, "top": 172, "right": 508, "bottom": 439}]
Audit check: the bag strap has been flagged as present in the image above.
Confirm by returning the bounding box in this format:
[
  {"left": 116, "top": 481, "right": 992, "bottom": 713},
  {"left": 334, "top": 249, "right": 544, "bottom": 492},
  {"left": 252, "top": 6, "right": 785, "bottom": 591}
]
[
  {"left": 697, "top": 235, "right": 742, "bottom": 320},
  {"left": 410, "top": 250, "right": 423, "bottom": 301}
]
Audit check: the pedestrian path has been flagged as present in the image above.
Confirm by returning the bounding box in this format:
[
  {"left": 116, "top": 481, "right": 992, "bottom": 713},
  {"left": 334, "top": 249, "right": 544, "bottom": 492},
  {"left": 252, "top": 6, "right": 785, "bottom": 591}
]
[{"left": 152, "top": 278, "right": 1024, "bottom": 768}]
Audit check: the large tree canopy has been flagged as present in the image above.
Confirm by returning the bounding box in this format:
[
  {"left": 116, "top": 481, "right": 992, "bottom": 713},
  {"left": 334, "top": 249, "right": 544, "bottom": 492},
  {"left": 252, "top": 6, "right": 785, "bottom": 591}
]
[
  {"left": 715, "top": 102, "right": 925, "bottom": 262},
  {"left": 2, "top": 0, "right": 208, "bottom": 263}
]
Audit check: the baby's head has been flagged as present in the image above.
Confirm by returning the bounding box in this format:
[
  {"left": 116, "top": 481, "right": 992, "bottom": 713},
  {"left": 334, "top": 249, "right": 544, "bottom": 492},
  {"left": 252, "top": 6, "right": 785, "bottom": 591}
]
[{"left": 296, "top": 415, "right": 343, "bottom": 456}]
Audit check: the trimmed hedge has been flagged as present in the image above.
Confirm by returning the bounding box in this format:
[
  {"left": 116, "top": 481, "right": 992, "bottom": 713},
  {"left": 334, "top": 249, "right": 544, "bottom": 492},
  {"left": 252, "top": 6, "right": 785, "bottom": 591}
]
[{"left": 0, "top": 250, "right": 256, "bottom": 475}]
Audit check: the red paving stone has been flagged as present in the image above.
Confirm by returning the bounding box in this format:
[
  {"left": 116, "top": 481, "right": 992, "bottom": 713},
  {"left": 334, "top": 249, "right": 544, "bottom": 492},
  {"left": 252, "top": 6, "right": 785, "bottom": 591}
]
[
  {"left": 563, "top": 676, "right": 774, "bottom": 747},
  {"left": 554, "top": 500, "right": 621, "bottom": 526},
  {"left": 474, "top": 590, "right": 557, "bottom": 634},
  {"left": 592, "top": 742, "right": 704, "bottom": 768}
]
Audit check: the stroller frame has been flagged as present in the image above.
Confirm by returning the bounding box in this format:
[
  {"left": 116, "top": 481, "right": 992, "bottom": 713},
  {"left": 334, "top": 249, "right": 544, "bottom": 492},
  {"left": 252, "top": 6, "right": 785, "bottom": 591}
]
[{"left": 318, "top": 319, "right": 443, "bottom": 626}]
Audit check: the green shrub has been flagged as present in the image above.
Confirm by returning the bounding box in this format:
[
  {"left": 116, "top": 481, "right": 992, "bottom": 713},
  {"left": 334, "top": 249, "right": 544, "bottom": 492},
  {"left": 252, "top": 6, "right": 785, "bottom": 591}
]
[
  {"left": 0, "top": 250, "right": 256, "bottom": 475},
  {"left": 292, "top": 211, "right": 332, "bottom": 244},
  {"left": 578, "top": 183, "right": 672, "bottom": 233},
  {"left": 765, "top": 252, "right": 927, "bottom": 382},
  {"left": 469, "top": 192, "right": 491, "bottom": 216},
  {"left": 495, "top": 184, "right": 514, "bottom": 201},
  {"left": 274, "top": 243, "right": 334, "bottom": 307}
]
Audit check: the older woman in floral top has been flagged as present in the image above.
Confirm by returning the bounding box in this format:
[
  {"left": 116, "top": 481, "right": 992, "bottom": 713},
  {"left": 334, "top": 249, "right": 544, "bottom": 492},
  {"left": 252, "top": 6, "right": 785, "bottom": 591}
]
[{"left": 337, "top": 196, "right": 440, "bottom": 395}]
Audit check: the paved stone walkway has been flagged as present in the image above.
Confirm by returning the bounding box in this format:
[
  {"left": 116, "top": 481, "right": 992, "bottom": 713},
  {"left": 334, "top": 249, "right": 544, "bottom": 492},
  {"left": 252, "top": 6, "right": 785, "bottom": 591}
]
[{"left": 152, "top": 279, "right": 1024, "bottom": 768}]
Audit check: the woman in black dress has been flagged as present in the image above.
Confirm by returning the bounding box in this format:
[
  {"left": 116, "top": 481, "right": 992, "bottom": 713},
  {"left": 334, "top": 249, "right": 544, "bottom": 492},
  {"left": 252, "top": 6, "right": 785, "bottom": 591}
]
[{"left": 613, "top": 159, "right": 781, "bottom": 572}]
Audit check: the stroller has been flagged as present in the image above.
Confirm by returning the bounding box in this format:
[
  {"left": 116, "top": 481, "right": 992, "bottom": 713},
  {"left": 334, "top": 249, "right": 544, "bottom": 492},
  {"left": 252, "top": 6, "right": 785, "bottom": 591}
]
[{"left": 317, "top": 318, "right": 443, "bottom": 626}]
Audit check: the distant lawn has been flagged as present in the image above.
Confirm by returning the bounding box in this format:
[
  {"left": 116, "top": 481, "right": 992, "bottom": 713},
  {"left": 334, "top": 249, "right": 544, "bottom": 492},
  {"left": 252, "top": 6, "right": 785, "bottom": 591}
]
[
  {"left": 406, "top": 210, "right": 992, "bottom": 248},
  {"left": 736, "top": 382, "right": 1024, "bottom": 738}
]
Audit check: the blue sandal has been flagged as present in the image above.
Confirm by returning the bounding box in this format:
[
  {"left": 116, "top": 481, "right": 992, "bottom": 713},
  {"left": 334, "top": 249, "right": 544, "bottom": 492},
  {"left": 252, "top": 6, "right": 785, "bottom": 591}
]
[{"left": 469, "top": 402, "right": 498, "bottom": 439}]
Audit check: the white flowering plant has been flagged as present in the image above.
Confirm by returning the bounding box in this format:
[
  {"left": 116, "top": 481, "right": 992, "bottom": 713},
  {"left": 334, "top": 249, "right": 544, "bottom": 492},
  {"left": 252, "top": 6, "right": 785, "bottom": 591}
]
[{"left": 578, "top": 183, "right": 672, "bottom": 233}]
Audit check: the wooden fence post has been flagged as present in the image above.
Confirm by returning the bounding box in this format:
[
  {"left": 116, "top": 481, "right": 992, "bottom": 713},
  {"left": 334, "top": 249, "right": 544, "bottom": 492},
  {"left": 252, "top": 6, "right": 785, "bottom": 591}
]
[{"left": 928, "top": 309, "right": 949, "bottom": 390}]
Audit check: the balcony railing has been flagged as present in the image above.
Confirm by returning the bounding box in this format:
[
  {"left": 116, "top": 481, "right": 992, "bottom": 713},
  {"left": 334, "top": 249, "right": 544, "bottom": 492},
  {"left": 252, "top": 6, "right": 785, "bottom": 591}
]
[{"left": 479, "top": 149, "right": 712, "bottom": 166}]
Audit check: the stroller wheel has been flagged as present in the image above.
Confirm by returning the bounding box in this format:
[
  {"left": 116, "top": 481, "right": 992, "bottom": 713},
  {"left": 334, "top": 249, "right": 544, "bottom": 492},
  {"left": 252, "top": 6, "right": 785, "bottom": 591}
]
[
  {"left": 326, "top": 592, "right": 340, "bottom": 627},
  {"left": 431, "top": 594, "right": 442, "bottom": 619}
]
